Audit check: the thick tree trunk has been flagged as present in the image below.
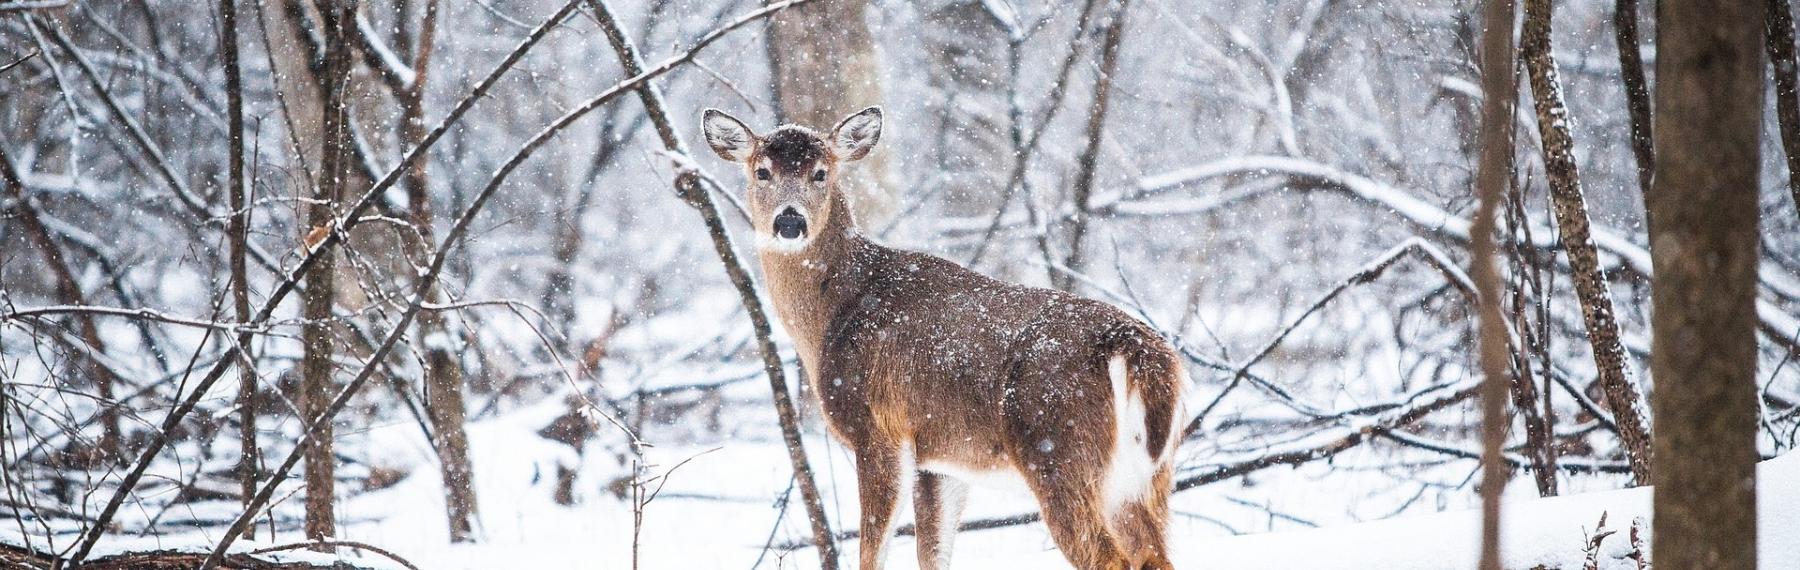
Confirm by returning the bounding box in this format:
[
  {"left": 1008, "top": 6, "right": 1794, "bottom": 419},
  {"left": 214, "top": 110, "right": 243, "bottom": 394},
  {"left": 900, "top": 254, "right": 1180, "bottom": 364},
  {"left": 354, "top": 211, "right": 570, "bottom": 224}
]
[
  {"left": 1650, "top": 0, "right": 1763, "bottom": 567},
  {"left": 297, "top": 0, "right": 361, "bottom": 549},
  {"left": 1520, "top": 0, "right": 1654, "bottom": 486},
  {"left": 401, "top": 0, "right": 479, "bottom": 543},
  {"left": 765, "top": 0, "right": 891, "bottom": 225},
  {"left": 1470, "top": 0, "right": 1517, "bottom": 567},
  {"left": 219, "top": 0, "right": 259, "bottom": 536},
  {"left": 1766, "top": 0, "right": 1800, "bottom": 223}
]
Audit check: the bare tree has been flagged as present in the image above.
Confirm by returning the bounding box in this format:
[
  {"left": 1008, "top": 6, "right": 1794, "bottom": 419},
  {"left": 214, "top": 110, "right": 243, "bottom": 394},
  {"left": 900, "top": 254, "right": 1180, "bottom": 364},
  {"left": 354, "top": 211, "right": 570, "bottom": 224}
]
[
  {"left": 1651, "top": 0, "right": 1764, "bottom": 567},
  {"left": 1061, "top": 0, "right": 1131, "bottom": 291},
  {"left": 19, "top": 16, "right": 125, "bottom": 463},
  {"left": 916, "top": 1, "right": 1010, "bottom": 217},
  {"left": 765, "top": 0, "right": 891, "bottom": 224},
  {"left": 1613, "top": 0, "right": 1655, "bottom": 223},
  {"left": 218, "top": 0, "right": 259, "bottom": 533},
  {"left": 1521, "top": 0, "right": 1653, "bottom": 485},
  {"left": 296, "top": 0, "right": 363, "bottom": 547},
  {"left": 1767, "top": 0, "right": 1800, "bottom": 223},
  {"left": 1470, "top": 1, "right": 1518, "bottom": 568},
  {"left": 395, "top": 0, "right": 479, "bottom": 543}
]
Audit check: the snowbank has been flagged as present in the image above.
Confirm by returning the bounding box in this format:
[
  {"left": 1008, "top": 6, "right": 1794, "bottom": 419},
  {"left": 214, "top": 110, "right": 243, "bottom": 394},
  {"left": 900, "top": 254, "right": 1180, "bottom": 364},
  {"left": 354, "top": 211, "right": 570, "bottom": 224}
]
[{"left": 1188, "top": 451, "right": 1798, "bottom": 569}]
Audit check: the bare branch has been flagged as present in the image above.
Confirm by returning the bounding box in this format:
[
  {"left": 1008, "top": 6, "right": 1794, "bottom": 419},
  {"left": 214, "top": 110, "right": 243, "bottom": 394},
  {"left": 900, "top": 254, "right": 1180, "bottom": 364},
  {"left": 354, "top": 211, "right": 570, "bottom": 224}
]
[
  {"left": 0, "top": 49, "right": 36, "bottom": 74},
  {"left": 584, "top": 0, "right": 840, "bottom": 565},
  {"left": 0, "top": 0, "right": 65, "bottom": 13}
]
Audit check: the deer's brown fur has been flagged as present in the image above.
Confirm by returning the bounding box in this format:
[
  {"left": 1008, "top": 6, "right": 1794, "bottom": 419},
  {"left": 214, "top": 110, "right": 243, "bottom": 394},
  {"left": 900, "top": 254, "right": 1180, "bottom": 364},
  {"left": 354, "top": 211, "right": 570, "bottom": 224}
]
[{"left": 703, "top": 107, "right": 1182, "bottom": 570}]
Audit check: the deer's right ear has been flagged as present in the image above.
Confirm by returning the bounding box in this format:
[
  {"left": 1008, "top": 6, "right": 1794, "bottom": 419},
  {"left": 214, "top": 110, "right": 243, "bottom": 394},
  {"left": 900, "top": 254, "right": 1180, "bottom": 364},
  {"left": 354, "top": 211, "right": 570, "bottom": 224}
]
[{"left": 702, "top": 109, "right": 755, "bottom": 162}]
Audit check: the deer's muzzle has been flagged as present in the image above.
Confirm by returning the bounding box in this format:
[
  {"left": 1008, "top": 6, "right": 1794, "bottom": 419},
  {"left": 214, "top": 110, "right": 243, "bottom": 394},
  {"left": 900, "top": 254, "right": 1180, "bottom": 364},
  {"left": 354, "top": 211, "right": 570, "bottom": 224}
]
[{"left": 774, "top": 206, "right": 807, "bottom": 240}]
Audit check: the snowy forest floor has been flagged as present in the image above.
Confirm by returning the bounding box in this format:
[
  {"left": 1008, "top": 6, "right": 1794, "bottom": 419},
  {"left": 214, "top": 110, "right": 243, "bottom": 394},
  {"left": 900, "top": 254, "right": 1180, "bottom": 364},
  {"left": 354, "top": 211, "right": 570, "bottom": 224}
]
[{"left": 5, "top": 398, "right": 1795, "bottom": 570}]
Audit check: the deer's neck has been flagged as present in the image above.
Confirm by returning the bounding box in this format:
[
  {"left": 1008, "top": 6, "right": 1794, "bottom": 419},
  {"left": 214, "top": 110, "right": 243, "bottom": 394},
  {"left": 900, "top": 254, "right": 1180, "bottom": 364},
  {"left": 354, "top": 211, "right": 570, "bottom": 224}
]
[{"left": 758, "top": 190, "right": 875, "bottom": 377}]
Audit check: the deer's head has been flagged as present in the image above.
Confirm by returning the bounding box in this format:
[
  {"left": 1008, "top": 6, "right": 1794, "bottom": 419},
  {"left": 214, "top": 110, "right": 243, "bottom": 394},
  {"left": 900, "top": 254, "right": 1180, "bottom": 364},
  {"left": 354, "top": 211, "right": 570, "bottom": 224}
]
[{"left": 701, "top": 107, "right": 882, "bottom": 252}]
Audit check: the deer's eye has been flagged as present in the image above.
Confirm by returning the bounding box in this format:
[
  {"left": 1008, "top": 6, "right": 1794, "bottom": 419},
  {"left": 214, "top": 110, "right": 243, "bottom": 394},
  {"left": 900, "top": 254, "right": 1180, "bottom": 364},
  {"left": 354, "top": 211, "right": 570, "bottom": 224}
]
[
  {"left": 812, "top": 169, "right": 827, "bottom": 183},
  {"left": 755, "top": 168, "right": 771, "bottom": 181}
]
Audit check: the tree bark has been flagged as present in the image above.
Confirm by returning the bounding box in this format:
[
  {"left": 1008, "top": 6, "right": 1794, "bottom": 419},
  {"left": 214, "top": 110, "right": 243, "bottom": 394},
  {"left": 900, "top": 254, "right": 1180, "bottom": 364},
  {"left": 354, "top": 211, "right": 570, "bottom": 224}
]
[
  {"left": 765, "top": 0, "right": 891, "bottom": 225},
  {"left": 400, "top": 0, "right": 479, "bottom": 543},
  {"left": 1060, "top": 0, "right": 1131, "bottom": 291},
  {"left": 1613, "top": 0, "right": 1655, "bottom": 226},
  {"left": 1470, "top": 0, "right": 1518, "bottom": 567},
  {"left": 298, "top": 0, "right": 361, "bottom": 549},
  {"left": 1766, "top": 0, "right": 1800, "bottom": 223},
  {"left": 219, "top": 0, "right": 261, "bottom": 537},
  {"left": 1651, "top": 0, "right": 1763, "bottom": 567},
  {"left": 1520, "top": 0, "right": 1654, "bottom": 486}
]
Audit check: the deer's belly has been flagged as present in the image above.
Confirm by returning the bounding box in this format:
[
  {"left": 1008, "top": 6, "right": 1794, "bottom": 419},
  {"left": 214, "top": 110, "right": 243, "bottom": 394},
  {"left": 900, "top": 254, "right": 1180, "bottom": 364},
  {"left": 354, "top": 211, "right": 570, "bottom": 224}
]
[{"left": 917, "top": 458, "right": 1029, "bottom": 493}]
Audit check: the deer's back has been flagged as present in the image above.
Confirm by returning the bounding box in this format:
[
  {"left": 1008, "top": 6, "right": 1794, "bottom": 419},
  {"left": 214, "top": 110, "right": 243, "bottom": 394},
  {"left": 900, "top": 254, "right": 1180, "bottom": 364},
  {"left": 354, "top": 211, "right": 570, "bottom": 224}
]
[{"left": 816, "top": 243, "right": 1165, "bottom": 475}]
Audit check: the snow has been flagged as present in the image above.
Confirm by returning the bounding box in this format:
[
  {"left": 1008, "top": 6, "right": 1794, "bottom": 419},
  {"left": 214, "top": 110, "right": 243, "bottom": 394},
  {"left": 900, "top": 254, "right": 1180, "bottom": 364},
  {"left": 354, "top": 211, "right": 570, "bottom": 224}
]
[
  {"left": 4, "top": 1, "right": 1797, "bottom": 568},
  {"left": 15, "top": 404, "right": 1790, "bottom": 569},
  {"left": 1200, "top": 451, "right": 1799, "bottom": 569}
]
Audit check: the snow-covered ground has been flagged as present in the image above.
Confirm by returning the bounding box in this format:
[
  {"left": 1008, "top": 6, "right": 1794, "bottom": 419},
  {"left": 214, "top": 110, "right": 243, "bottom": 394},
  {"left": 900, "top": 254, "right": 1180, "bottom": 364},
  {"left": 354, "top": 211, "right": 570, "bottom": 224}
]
[{"left": 16, "top": 399, "right": 1783, "bottom": 570}]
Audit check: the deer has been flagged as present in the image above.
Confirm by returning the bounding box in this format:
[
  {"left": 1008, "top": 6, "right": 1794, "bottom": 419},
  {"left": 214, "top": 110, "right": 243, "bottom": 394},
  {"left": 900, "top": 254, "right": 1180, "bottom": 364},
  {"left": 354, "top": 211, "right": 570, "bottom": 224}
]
[{"left": 702, "top": 106, "right": 1183, "bottom": 570}]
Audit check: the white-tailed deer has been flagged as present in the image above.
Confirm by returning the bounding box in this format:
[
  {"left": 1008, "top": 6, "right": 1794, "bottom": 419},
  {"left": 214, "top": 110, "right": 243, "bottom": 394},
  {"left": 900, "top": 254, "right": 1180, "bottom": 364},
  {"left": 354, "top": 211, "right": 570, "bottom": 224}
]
[{"left": 703, "top": 107, "right": 1182, "bottom": 570}]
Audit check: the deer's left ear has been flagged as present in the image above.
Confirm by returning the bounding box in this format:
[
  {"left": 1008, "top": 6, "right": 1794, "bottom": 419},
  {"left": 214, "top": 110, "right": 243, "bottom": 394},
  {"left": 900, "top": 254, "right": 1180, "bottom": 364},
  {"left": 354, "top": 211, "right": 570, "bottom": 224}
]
[
  {"left": 831, "top": 106, "right": 882, "bottom": 161},
  {"left": 702, "top": 108, "right": 756, "bottom": 162}
]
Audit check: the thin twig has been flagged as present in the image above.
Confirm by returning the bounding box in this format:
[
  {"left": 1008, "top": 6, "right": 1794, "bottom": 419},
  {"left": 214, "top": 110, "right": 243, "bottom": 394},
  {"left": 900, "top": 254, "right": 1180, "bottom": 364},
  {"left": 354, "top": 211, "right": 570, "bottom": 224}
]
[
  {"left": 0, "top": 49, "right": 37, "bottom": 74},
  {"left": 249, "top": 539, "right": 422, "bottom": 570}
]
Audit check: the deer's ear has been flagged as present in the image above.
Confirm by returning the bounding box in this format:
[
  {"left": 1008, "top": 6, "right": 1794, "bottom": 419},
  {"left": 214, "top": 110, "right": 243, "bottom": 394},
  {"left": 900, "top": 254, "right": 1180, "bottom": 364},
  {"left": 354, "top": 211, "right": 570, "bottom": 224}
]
[
  {"left": 831, "top": 106, "right": 882, "bottom": 161},
  {"left": 702, "top": 109, "right": 755, "bottom": 162}
]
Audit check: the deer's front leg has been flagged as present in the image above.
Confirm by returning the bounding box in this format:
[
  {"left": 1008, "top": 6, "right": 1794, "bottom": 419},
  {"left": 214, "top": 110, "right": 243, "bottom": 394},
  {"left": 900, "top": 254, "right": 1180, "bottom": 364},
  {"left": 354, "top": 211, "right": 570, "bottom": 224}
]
[{"left": 854, "top": 439, "right": 906, "bottom": 570}]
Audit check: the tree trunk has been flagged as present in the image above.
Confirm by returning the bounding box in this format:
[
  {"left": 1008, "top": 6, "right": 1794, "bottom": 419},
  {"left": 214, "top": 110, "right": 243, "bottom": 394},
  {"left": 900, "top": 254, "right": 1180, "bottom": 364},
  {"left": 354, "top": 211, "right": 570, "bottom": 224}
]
[
  {"left": 917, "top": 1, "right": 1010, "bottom": 216},
  {"left": 1613, "top": 0, "right": 1655, "bottom": 227},
  {"left": 218, "top": 0, "right": 259, "bottom": 536},
  {"left": 0, "top": 148, "right": 121, "bottom": 464},
  {"left": 765, "top": 0, "right": 891, "bottom": 225},
  {"left": 1470, "top": 0, "right": 1518, "bottom": 567},
  {"left": 1520, "top": 0, "right": 1654, "bottom": 486},
  {"left": 296, "top": 0, "right": 361, "bottom": 549},
  {"left": 401, "top": 0, "right": 479, "bottom": 543},
  {"left": 1765, "top": 0, "right": 1800, "bottom": 223},
  {"left": 1650, "top": 0, "right": 1763, "bottom": 567},
  {"left": 1060, "top": 0, "right": 1131, "bottom": 291}
]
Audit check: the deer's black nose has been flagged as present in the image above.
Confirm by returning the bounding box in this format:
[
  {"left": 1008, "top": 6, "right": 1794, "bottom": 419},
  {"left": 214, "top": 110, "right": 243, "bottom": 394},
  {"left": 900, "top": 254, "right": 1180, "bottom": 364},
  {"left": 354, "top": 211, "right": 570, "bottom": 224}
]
[{"left": 774, "top": 207, "right": 807, "bottom": 239}]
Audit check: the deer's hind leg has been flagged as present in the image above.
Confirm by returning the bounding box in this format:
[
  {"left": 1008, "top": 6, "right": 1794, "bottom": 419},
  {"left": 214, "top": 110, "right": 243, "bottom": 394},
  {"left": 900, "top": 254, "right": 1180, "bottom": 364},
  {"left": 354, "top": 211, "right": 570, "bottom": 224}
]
[
  {"left": 1110, "top": 465, "right": 1174, "bottom": 570},
  {"left": 913, "top": 471, "right": 969, "bottom": 570},
  {"left": 1004, "top": 378, "right": 1131, "bottom": 568},
  {"left": 1020, "top": 465, "right": 1131, "bottom": 570}
]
